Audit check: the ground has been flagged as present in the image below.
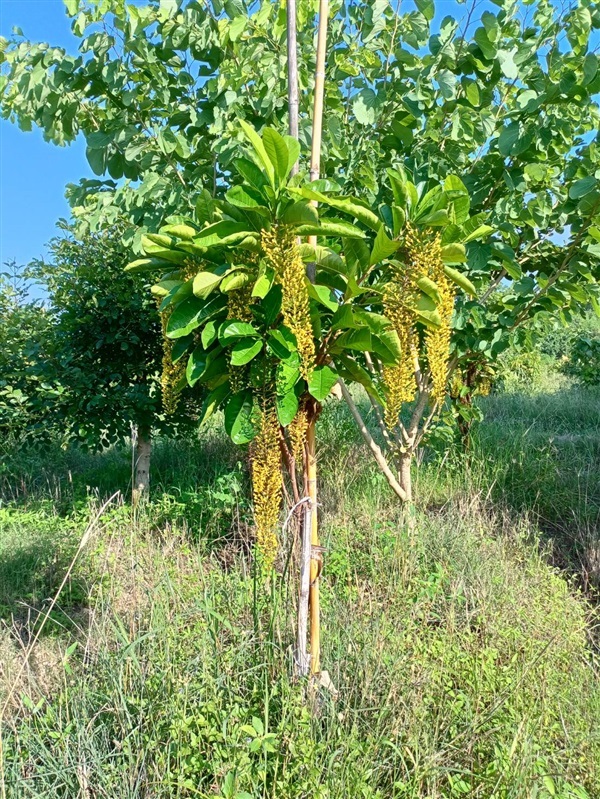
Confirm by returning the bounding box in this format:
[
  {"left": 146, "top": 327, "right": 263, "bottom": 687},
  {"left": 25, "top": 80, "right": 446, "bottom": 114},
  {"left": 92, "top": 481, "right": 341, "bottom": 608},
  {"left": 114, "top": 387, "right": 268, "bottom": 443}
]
[{"left": 0, "top": 381, "right": 599, "bottom": 798}]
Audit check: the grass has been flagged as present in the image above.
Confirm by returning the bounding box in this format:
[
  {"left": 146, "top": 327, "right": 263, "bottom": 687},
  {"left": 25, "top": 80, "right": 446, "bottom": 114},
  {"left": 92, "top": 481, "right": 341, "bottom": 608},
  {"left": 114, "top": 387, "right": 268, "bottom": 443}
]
[{"left": 0, "top": 380, "right": 599, "bottom": 798}]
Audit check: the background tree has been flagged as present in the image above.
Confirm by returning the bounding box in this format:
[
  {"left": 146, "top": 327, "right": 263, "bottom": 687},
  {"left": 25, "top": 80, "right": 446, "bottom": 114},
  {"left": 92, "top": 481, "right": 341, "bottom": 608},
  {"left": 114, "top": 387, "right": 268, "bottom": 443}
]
[
  {"left": 30, "top": 224, "right": 200, "bottom": 498},
  {"left": 0, "top": 263, "right": 63, "bottom": 452}
]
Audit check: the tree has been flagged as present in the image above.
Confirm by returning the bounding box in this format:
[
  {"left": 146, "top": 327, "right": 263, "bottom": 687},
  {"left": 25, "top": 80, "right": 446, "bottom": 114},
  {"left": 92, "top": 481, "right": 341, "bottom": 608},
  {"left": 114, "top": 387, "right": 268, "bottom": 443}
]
[
  {"left": 0, "top": 263, "right": 63, "bottom": 450},
  {"left": 2, "top": 0, "right": 600, "bottom": 504},
  {"left": 30, "top": 225, "right": 201, "bottom": 499}
]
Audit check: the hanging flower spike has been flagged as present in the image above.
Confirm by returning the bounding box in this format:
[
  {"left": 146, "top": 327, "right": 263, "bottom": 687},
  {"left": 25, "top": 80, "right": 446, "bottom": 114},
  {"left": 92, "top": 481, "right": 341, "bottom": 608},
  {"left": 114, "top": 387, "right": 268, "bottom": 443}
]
[
  {"left": 418, "top": 230, "right": 455, "bottom": 405},
  {"left": 382, "top": 238, "right": 420, "bottom": 430},
  {"left": 261, "top": 226, "right": 316, "bottom": 381},
  {"left": 251, "top": 403, "right": 283, "bottom": 569},
  {"left": 288, "top": 404, "right": 309, "bottom": 459},
  {"left": 158, "top": 301, "right": 186, "bottom": 415}
]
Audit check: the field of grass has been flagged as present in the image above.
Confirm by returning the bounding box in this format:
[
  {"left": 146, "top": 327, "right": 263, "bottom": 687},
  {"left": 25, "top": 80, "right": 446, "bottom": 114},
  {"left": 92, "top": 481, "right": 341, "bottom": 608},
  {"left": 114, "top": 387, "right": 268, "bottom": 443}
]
[{"left": 0, "top": 381, "right": 599, "bottom": 798}]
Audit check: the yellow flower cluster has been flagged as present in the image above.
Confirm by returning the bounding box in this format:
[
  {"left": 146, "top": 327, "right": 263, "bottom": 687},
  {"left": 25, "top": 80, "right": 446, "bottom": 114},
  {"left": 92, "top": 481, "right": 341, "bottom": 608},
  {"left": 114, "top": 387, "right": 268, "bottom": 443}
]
[
  {"left": 418, "top": 231, "right": 455, "bottom": 405},
  {"left": 261, "top": 226, "right": 315, "bottom": 381},
  {"left": 158, "top": 305, "right": 185, "bottom": 415},
  {"left": 288, "top": 405, "right": 308, "bottom": 459},
  {"left": 382, "top": 254, "right": 419, "bottom": 430},
  {"left": 251, "top": 404, "right": 283, "bottom": 569}
]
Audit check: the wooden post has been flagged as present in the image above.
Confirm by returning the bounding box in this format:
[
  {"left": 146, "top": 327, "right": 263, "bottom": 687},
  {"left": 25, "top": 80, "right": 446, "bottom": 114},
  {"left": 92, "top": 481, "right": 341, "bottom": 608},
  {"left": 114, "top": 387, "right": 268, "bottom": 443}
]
[
  {"left": 287, "top": 0, "right": 299, "bottom": 175},
  {"left": 305, "top": 0, "right": 329, "bottom": 676}
]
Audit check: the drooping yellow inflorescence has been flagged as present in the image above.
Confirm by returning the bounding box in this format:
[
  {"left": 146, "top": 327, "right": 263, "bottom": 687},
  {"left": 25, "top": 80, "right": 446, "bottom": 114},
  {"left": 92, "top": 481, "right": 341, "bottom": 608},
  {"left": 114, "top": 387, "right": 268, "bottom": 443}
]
[
  {"left": 382, "top": 240, "right": 420, "bottom": 430},
  {"left": 288, "top": 405, "right": 308, "bottom": 459},
  {"left": 158, "top": 302, "right": 186, "bottom": 415},
  {"left": 418, "top": 230, "right": 455, "bottom": 405},
  {"left": 251, "top": 404, "right": 283, "bottom": 569},
  {"left": 261, "top": 226, "right": 315, "bottom": 381}
]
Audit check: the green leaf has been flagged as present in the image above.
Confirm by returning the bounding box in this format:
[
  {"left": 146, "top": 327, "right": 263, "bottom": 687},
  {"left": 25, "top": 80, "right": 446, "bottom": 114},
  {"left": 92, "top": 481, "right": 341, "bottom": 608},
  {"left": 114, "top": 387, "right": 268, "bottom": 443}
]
[
  {"left": 344, "top": 237, "right": 371, "bottom": 275},
  {"left": 194, "top": 221, "right": 252, "bottom": 248},
  {"left": 443, "top": 265, "right": 477, "bottom": 297},
  {"left": 441, "top": 243, "right": 466, "bottom": 264},
  {"left": 415, "top": 0, "right": 434, "bottom": 21},
  {"left": 290, "top": 187, "right": 381, "bottom": 231},
  {"left": 334, "top": 326, "right": 372, "bottom": 352},
  {"left": 370, "top": 226, "right": 400, "bottom": 265},
  {"left": 199, "top": 382, "right": 230, "bottom": 424},
  {"left": 372, "top": 329, "right": 402, "bottom": 364},
  {"left": 202, "top": 319, "right": 219, "bottom": 349},
  {"left": 463, "top": 224, "right": 494, "bottom": 244},
  {"left": 308, "top": 365, "right": 339, "bottom": 401},
  {"left": 187, "top": 345, "right": 208, "bottom": 386},
  {"left": 151, "top": 279, "right": 182, "bottom": 298},
  {"left": 219, "top": 320, "right": 260, "bottom": 343},
  {"left": 161, "top": 224, "right": 197, "bottom": 240},
  {"left": 125, "top": 257, "right": 179, "bottom": 273},
  {"left": 252, "top": 269, "right": 275, "bottom": 298},
  {"left": 230, "top": 337, "right": 263, "bottom": 365},
  {"left": 569, "top": 177, "right": 596, "bottom": 200},
  {"left": 295, "top": 219, "right": 366, "bottom": 239},
  {"left": 284, "top": 136, "right": 301, "bottom": 174},
  {"left": 307, "top": 283, "right": 338, "bottom": 312},
  {"left": 276, "top": 390, "right": 299, "bottom": 426},
  {"left": 498, "top": 122, "right": 520, "bottom": 157},
  {"left": 193, "top": 272, "right": 223, "bottom": 298},
  {"left": 224, "top": 391, "right": 257, "bottom": 444},
  {"left": 415, "top": 275, "right": 440, "bottom": 303},
  {"left": 220, "top": 270, "right": 250, "bottom": 292},
  {"left": 267, "top": 328, "right": 296, "bottom": 360},
  {"left": 281, "top": 201, "right": 319, "bottom": 225},
  {"left": 167, "top": 294, "right": 225, "bottom": 339},
  {"left": 239, "top": 119, "right": 275, "bottom": 189},
  {"left": 262, "top": 127, "right": 290, "bottom": 185},
  {"left": 196, "top": 190, "right": 216, "bottom": 226},
  {"left": 353, "top": 88, "right": 378, "bottom": 125},
  {"left": 226, "top": 184, "right": 268, "bottom": 211}
]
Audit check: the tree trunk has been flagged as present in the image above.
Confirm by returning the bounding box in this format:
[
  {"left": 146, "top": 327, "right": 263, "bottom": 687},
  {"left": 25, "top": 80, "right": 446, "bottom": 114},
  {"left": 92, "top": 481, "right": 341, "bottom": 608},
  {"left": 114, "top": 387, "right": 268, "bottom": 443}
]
[
  {"left": 398, "top": 450, "right": 412, "bottom": 503},
  {"left": 132, "top": 426, "right": 151, "bottom": 506}
]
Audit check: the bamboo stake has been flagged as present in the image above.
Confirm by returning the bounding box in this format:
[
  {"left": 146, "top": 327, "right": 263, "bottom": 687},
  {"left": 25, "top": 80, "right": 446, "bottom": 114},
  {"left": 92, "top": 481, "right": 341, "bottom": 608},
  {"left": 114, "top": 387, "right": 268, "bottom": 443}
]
[
  {"left": 305, "top": 0, "right": 330, "bottom": 678},
  {"left": 306, "top": 0, "right": 329, "bottom": 283},
  {"left": 306, "top": 415, "right": 320, "bottom": 675},
  {"left": 286, "top": 0, "right": 300, "bottom": 175}
]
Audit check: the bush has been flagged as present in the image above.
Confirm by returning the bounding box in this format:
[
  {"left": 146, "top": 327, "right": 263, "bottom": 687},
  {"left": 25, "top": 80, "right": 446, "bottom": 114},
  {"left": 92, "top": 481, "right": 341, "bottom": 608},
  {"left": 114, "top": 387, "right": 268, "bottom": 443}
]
[{"left": 565, "top": 334, "right": 600, "bottom": 386}]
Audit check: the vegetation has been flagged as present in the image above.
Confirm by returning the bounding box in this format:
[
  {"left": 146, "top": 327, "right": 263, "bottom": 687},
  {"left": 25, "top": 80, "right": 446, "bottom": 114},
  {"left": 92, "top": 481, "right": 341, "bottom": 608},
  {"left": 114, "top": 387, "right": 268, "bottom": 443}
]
[
  {"left": 1, "top": 375, "right": 599, "bottom": 798},
  {"left": 1, "top": 0, "right": 600, "bottom": 796}
]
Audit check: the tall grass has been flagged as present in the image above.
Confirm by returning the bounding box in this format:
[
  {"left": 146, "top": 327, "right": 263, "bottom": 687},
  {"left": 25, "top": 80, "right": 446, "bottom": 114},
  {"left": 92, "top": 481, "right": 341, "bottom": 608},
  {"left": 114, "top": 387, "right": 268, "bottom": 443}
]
[{"left": 1, "top": 384, "right": 599, "bottom": 798}]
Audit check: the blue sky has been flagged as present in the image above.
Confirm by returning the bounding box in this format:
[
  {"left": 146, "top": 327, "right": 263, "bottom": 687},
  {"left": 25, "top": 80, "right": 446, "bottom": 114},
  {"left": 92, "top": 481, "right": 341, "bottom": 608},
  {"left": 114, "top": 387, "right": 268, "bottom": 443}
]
[{"left": 0, "top": 0, "right": 94, "bottom": 268}]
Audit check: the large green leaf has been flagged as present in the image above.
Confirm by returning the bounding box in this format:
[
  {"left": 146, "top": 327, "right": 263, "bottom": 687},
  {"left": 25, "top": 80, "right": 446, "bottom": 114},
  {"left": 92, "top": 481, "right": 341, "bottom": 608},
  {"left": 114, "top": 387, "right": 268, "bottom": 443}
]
[
  {"left": 290, "top": 187, "right": 381, "bottom": 231},
  {"left": 193, "top": 221, "right": 252, "bottom": 248},
  {"left": 276, "top": 390, "right": 299, "bottom": 426},
  {"left": 444, "top": 266, "right": 477, "bottom": 297},
  {"left": 193, "top": 271, "right": 223, "bottom": 298},
  {"left": 125, "top": 257, "right": 175, "bottom": 274},
  {"left": 224, "top": 391, "right": 257, "bottom": 444},
  {"left": 166, "top": 294, "right": 226, "bottom": 339},
  {"left": 308, "top": 365, "right": 339, "bottom": 401},
  {"left": 239, "top": 119, "right": 275, "bottom": 189},
  {"left": 370, "top": 226, "right": 400, "bottom": 265},
  {"left": 219, "top": 320, "right": 260, "bottom": 343},
  {"left": 230, "top": 337, "right": 263, "bottom": 365},
  {"left": 262, "top": 127, "right": 290, "bottom": 185},
  {"left": 295, "top": 219, "right": 366, "bottom": 239}
]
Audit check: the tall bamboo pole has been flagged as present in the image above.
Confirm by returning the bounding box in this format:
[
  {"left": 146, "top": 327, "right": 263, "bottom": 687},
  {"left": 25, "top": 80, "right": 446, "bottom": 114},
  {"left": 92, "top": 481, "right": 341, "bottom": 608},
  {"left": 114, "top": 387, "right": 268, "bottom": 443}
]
[
  {"left": 287, "top": 0, "right": 299, "bottom": 175},
  {"left": 306, "top": 0, "right": 330, "bottom": 677}
]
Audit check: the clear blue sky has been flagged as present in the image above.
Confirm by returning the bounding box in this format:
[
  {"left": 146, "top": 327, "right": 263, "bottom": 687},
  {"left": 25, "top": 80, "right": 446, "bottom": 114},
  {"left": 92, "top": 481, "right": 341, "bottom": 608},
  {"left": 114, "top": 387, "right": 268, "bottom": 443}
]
[{"left": 0, "top": 0, "right": 94, "bottom": 268}]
